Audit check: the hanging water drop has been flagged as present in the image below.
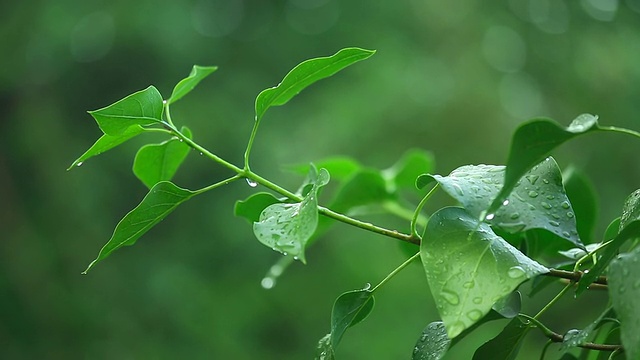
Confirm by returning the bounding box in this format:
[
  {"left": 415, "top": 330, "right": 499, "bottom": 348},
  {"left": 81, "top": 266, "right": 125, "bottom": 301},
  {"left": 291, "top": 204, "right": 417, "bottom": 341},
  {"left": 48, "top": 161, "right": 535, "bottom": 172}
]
[
  {"left": 246, "top": 178, "right": 258, "bottom": 187},
  {"left": 76, "top": 162, "right": 83, "bottom": 167},
  {"left": 261, "top": 277, "right": 275, "bottom": 289},
  {"left": 199, "top": 152, "right": 203, "bottom": 156}
]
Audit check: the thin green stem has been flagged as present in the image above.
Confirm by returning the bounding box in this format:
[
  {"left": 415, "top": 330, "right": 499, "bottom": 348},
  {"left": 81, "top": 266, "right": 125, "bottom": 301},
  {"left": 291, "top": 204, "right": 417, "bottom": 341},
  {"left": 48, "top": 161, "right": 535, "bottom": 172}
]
[
  {"left": 600, "top": 125, "right": 640, "bottom": 139},
  {"left": 534, "top": 283, "right": 572, "bottom": 320},
  {"left": 371, "top": 252, "right": 420, "bottom": 292},
  {"left": 243, "top": 117, "right": 260, "bottom": 171},
  {"left": 411, "top": 184, "right": 438, "bottom": 237},
  {"left": 193, "top": 175, "right": 242, "bottom": 195},
  {"left": 164, "top": 101, "right": 175, "bottom": 127},
  {"left": 143, "top": 127, "right": 174, "bottom": 135},
  {"left": 382, "top": 201, "right": 427, "bottom": 227},
  {"left": 170, "top": 125, "right": 244, "bottom": 174}
]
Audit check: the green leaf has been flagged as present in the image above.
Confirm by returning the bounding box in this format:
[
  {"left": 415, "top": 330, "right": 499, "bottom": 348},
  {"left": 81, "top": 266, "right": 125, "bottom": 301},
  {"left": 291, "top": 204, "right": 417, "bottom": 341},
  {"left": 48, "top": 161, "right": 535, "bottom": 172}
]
[
  {"left": 329, "top": 169, "right": 390, "bottom": 213},
  {"left": 83, "top": 181, "right": 195, "bottom": 273},
  {"left": 330, "top": 288, "right": 375, "bottom": 348},
  {"left": 89, "top": 86, "right": 164, "bottom": 136},
  {"left": 255, "top": 47, "right": 375, "bottom": 122},
  {"left": 68, "top": 125, "right": 145, "bottom": 170},
  {"left": 492, "top": 291, "right": 521, "bottom": 319},
  {"left": 253, "top": 167, "right": 330, "bottom": 263},
  {"left": 417, "top": 157, "right": 582, "bottom": 248},
  {"left": 133, "top": 126, "right": 192, "bottom": 189},
  {"left": 578, "top": 190, "right": 640, "bottom": 294},
  {"left": 608, "top": 246, "right": 640, "bottom": 359},
  {"left": 235, "top": 192, "right": 281, "bottom": 223},
  {"left": 412, "top": 322, "right": 450, "bottom": 360},
  {"left": 168, "top": 65, "right": 218, "bottom": 105},
  {"left": 488, "top": 114, "right": 600, "bottom": 213},
  {"left": 421, "top": 207, "right": 548, "bottom": 338},
  {"left": 383, "top": 149, "right": 435, "bottom": 191},
  {"left": 563, "top": 166, "right": 598, "bottom": 244},
  {"left": 472, "top": 317, "right": 530, "bottom": 360}
]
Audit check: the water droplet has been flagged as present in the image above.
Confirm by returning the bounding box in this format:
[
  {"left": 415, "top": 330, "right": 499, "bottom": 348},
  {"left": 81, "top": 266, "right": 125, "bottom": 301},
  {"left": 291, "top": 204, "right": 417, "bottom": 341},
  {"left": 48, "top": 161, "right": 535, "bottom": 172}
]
[
  {"left": 551, "top": 213, "right": 561, "bottom": 220},
  {"left": 261, "top": 277, "right": 275, "bottom": 289},
  {"left": 76, "top": 162, "right": 83, "bottom": 167},
  {"left": 618, "top": 286, "right": 626, "bottom": 294},
  {"left": 502, "top": 199, "right": 510, "bottom": 206},
  {"left": 467, "top": 309, "right": 483, "bottom": 321},
  {"left": 528, "top": 191, "right": 539, "bottom": 198},
  {"left": 485, "top": 213, "right": 495, "bottom": 221},
  {"left": 541, "top": 202, "right": 552, "bottom": 209},
  {"left": 561, "top": 201, "right": 570, "bottom": 209},
  {"left": 293, "top": 256, "right": 299, "bottom": 261},
  {"left": 542, "top": 178, "right": 550, "bottom": 184},
  {"left": 362, "top": 283, "right": 372, "bottom": 291},
  {"left": 562, "top": 231, "right": 571, "bottom": 238},
  {"left": 463, "top": 281, "right": 475, "bottom": 289},
  {"left": 452, "top": 183, "right": 464, "bottom": 196},
  {"left": 510, "top": 212, "right": 520, "bottom": 220},
  {"left": 634, "top": 280, "right": 640, "bottom": 289},
  {"left": 179, "top": 138, "right": 183, "bottom": 142},
  {"left": 525, "top": 175, "right": 539, "bottom": 185},
  {"left": 473, "top": 297, "right": 483, "bottom": 304},
  {"left": 507, "top": 266, "right": 526, "bottom": 279},
  {"left": 546, "top": 195, "right": 555, "bottom": 200},
  {"left": 528, "top": 204, "right": 536, "bottom": 210},
  {"left": 566, "top": 212, "right": 574, "bottom": 218},
  {"left": 441, "top": 289, "right": 460, "bottom": 305},
  {"left": 246, "top": 178, "right": 258, "bottom": 187},
  {"left": 199, "top": 152, "right": 203, "bottom": 156},
  {"left": 549, "top": 220, "right": 560, "bottom": 227}
]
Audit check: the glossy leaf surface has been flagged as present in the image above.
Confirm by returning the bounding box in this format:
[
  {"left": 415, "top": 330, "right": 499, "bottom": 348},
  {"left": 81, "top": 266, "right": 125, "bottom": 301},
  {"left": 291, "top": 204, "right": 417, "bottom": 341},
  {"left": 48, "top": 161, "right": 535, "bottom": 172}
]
[
  {"left": 421, "top": 207, "right": 548, "bottom": 338},
  {"left": 133, "top": 126, "right": 192, "bottom": 189},
  {"left": 418, "top": 157, "right": 582, "bottom": 248},
  {"left": 255, "top": 47, "right": 375, "bottom": 122},
  {"left": 330, "top": 288, "right": 375, "bottom": 348},
  {"left": 89, "top": 86, "right": 164, "bottom": 135},
  {"left": 608, "top": 246, "right": 640, "bottom": 359},
  {"left": 489, "top": 114, "right": 600, "bottom": 213},
  {"left": 83, "top": 181, "right": 195, "bottom": 273},
  {"left": 168, "top": 65, "right": 217, "bottom": 104},
  {"left": 253, "top": 168, "right": 329, "bottom": 263},
  {"left": 68, "top": 125, "right": 145, "bottom": 169},
  {"left": 472, "top": 317, "right": 530, "bottom": 360},
  {"left": 412, "top": 321, "right": 450, "bottom": 360}
]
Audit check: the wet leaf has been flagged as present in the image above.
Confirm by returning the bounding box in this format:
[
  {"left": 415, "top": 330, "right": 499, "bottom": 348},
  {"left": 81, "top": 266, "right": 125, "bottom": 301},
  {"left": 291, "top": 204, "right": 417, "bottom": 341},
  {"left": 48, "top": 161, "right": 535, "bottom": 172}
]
[
  {"left": 89, "top": 86, "right": 164, "bottom": 136},
  {"left": 168, "top": 65, "right": 217, "bottom": 105},
  {"left": 68, "top": 125, "right": 145, "bottom": 169},
  {"left": 315, "top": 333, "right": 335, "bottom": 360},
  {"left": 608, "top": 246, "right": 640, "bottom": 359},
  {"left": 253, "top": 167, "right": 330, "bottom": 263},
  {"left": 421, "top": 207, "right": 548, "bottom": 338},
  {"left": 133, "top": 126, "right": 192, "bottom": 189},
  {"left": 489, "top": 114, "right": 600, "bottom": 213},
  {"left": 83, "top": 181, "right": 195, "bottom": 273},
  {"left": 330, "top": 288, "right": 375, "bottom": 348},
  {"left": 235, "top": 192, "right": 281, "bottom": 223},
  {"left": 417, "top": 157, "right": 582, "bottom": 248},
  {"left": 412, "top": 321, "right": 450, "bottom": 360}
]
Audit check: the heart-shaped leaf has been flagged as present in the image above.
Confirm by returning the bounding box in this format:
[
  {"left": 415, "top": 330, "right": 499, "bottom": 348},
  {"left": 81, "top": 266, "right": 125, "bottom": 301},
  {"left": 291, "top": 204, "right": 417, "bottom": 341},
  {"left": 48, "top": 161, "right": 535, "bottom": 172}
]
[
  {"left": 68, "top": 125, "right": 145, "bottom": 170},
  {"left": 253, "top": 167, "right": 330, "bottom": 263},
  {"left": 83, "top": 181, "right": 195, "bottom": 273},
  {"left": 417, "top": 157, "right": 582, "bottom": 248},
  {"left": 89, "top": 86, "right": 164, "bottom": 136},
  {"left": 421, "top": 207, "right": 548, "bottom": 338},
  {"left": 133, "top": 126, "right": 192, "bottom": 189},
  {"left": 168, "top": 65, "right": 217, "bottom": 105}
]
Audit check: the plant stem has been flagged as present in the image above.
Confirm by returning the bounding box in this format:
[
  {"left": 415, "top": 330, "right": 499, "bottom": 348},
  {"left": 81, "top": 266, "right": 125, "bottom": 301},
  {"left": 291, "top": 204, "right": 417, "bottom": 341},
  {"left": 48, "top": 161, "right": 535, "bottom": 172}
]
[
  {"left": 533, "top": 282, "right": 572, "bottom": 320},
  {"left": 243, "top": 116, "right": 260, "bottom": 171},
  {"left": 164, "top": 101, "right": 175, "bottom": 127},
  {"left": 371, "top": 252, "right": 420, "bottom": 292},
  {"left": 544, "top": 268, "right": 607, "bottom": 287},
  {"left": 193, "top": 175, "right": 242, "bottom": 195},
  {"left": 411, "top": 184, "right": 438, "bottom": 237},
  {"left": 600, "top": 125, "right": 640, "bottom": 139}
]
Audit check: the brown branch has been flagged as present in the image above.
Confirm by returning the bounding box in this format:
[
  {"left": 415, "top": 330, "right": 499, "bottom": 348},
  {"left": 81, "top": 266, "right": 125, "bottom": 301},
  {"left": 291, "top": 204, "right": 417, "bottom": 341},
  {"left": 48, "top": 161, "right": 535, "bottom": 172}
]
[{"left": 544, "top": 269, "right": 608, "bottom": 287}]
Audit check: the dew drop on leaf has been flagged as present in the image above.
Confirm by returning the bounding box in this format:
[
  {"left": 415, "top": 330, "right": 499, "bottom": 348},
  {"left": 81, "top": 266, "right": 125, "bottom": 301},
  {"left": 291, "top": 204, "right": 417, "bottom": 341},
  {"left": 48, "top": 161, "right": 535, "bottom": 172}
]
[
  {"left": 525, "top": 174, "right": 539, "bottom": 185},
  {"left": 485, "top": 213, "right": 495, "bottom": 221},
  {"left": 467, "top": 309, "right": 483, "bottom": 321},
  {"left": 441, "top": 289, "right": 460, "bottom": 305},
  {"left": 473, "top": 297, "right": 483, "bottom": 304},
  {"left": 566, "top": 212, "right": 574, "bottom": 218},
  {"left": 549, "top": 220, "right": 560, "bottom": 227},
  {"left": 507, "top": 266, "right": 526, "bottom": 279},
  {"left": 510, "top": 212, "right": 521, "bottom": 220},
  {"left": 246, "top": 178, "right": 258, "bottom": 187},
  {"left": 528, "top": 191, "right": 539, "bottom": 198},
  {"left": 541, "top": 202, "right": 552, "bottom": 209}
]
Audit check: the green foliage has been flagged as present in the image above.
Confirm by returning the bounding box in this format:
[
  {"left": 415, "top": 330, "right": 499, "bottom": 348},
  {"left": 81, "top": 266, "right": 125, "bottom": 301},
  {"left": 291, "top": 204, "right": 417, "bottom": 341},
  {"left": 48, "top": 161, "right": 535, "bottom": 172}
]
[{"left": 72, "top": 47, "right": 640, "bottom": 359}]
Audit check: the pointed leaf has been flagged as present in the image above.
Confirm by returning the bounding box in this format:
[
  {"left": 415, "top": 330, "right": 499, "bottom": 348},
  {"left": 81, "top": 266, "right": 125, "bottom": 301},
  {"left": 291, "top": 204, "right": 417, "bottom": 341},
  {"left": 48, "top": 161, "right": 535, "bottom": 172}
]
[
  {"left": 168, "top": 65, "right": 218, "bottom": 105},
  {"left": 83, "top": 181, "right": 195, "bottom": 273},
  {"left": 412, "top": 321, "right": 450, "bottom": 360},
  {"left": 235, "top": 192, "right": 281, "bottom": 223},
  {"left": 255, "top": 47, "right": 375, "bottom": 122},
  {"left": 329, "top": 169, "right": 390, "bottom": 213},
  {"left": 578, "top": 190, "right": 640, "bottom": 294},
  {"left": 253, "top": 168, "right": 330, "bottom": 263},
  {"left": 89, "top": 86, "right": 164, "bottom": 135},
  {"left": 133, "top": 126, "right": 192, "bottom": 189},
  {"left": 421, "top": 207, "right": 548, "bottom": 338},
  {"left": 330, "top": 288, "right": 375, "bottom": 348},
  {"left": 417, "top": 157, "right": 582, "bottom": 248},
  {"left": 68, "top": 125, "right": 145, "bottom": 170},
  {"left": 472, "top": 317, "right": 530, "bottom": 360},
  {"left": 608, "top": 246, "right": 640, "bottom": 359}
]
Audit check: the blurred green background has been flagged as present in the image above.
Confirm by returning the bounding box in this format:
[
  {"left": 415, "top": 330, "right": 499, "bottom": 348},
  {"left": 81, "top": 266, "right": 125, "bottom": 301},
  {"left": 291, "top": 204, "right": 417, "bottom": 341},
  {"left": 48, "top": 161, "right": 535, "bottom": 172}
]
[{"left": 2, "top": 0, "right": 640, "bottom": 359}]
